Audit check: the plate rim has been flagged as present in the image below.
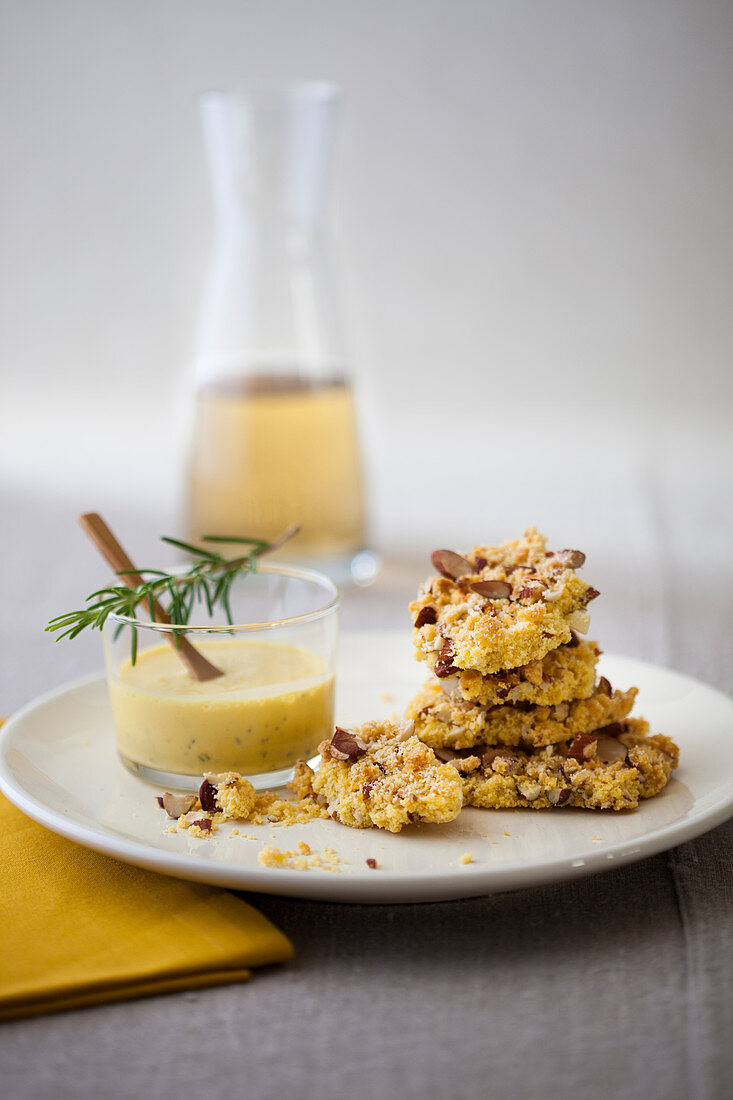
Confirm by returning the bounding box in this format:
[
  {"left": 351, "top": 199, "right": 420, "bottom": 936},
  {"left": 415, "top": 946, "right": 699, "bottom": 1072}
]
[{"left": 2, "top": 641, "right": 732, "bottom": 904}]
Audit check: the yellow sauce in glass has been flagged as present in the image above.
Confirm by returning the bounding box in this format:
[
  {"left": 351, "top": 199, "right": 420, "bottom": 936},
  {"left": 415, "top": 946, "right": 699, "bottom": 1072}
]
[{"left": 109, "top": 639, "right": 334, "bottom": 776}]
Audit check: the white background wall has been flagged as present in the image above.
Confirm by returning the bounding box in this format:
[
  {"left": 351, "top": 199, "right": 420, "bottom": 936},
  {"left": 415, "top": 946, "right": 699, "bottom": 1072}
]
[{"left": 1, "top": 0, "right": 731, "bottom": 554}]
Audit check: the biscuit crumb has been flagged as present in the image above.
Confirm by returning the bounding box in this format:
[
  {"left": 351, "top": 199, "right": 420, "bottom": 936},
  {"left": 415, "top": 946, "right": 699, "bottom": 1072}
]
[
  {"left": 258, "top": 844, "right": 343, "bottom": 871},
  {"left": 460, "top": 852, "right": 473, "bottom": 864},
  {"left": 159, "top": 770, "right": 330, "bottom": 843},
  {"left": 176, "top": 811, "right": 216, "bottom": 836}
]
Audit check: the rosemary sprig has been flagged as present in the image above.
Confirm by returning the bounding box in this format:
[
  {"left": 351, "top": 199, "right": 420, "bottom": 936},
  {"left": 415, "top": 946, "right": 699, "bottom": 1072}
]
[{"left": 46, "top": 526, "right": 298, "bottom": 662}]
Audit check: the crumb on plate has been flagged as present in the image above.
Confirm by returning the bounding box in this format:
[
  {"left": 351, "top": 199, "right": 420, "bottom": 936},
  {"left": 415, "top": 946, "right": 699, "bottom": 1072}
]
[{"left": 258, "top": 844, "right": 343, "bottom": 871}]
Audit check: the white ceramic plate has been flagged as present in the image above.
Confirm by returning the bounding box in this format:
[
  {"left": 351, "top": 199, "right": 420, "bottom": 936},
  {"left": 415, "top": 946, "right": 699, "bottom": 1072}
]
[{"left": 1, "top": 632, "right": 732, "bottom": 904}]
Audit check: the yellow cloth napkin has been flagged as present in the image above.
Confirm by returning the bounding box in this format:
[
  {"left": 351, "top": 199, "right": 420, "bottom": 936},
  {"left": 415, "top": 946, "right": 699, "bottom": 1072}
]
[{"left": 0, "top": 793, "right": 293, "bottom": 1021}]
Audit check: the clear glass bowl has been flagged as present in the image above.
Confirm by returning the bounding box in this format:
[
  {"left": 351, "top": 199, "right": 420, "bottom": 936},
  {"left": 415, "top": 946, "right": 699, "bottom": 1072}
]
[{"left": 103, "top": 564, "right": 339, "bottom": 791}]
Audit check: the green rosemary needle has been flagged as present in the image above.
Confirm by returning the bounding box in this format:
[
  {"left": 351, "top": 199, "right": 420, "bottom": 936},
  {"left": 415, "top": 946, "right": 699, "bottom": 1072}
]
[{"left": 45, "top": 525, "right": 299, "bottom": 663}]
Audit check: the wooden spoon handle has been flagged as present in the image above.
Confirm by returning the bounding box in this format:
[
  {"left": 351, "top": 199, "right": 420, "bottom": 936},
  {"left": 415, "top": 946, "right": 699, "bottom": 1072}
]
[{"left": 79, "top": 512, "right": 223, "bottom": 681}]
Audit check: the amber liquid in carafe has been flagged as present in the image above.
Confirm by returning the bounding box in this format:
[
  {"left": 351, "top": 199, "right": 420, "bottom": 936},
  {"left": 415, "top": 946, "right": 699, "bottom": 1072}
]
[{"left": 186, "top": 374, "right": 365, "bottom": 557}]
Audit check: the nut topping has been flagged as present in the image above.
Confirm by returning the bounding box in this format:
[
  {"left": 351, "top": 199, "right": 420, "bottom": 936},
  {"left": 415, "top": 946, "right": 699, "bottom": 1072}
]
[
  {"left": 567, "top": 734, "right": 598, "bottom": 762},
  {"left": 414, "top": 605, "right": 438, "bottom": 628},
  {"left": 160, "top": 792, "right": 197, "bottom": 819},
  {"left": 547, "top": 787, "right": 570, "bottom": 806},
  {"left": 473, "top": 555, "right": 487, "bottom": 571},
  {"left": 434, "top": 638, "right": 459, "bottom": 678},
  {"left": 430, "top": 549, "right": 474, "bottom": 579},
  {"left": 517, "top": 582, "right": 546, "bottom": 602},
  {"left": 198, "top": 778, "right": 218, "bottom": 812},
  {"left": 595, "top": 735, "right": 629, "bottom": 764},
  {"left": 567, "top": 610, "right": 591, "bottom": 634},
  {"left": 469, "top": 579, "right": 512, "bottom": 599},
  {"left": 555, "top": 549, "right": 586, "bottom": 568},
  {"left": 596, "top": 676, "right": 613, "bottom": 697},
  {"left": 481, "top": 747, "right": 521, "bottom": 775},
  {"left": 329, "top": 727, "right": 368, "bottom": 761},
  {"left": 366, "top": 858, "right": 378, "bottom": 869},
  {"left": 448, "top": 754, "right": 482, "bottom": 775},
  {"left": 516, "top": 779, "right": 542, "bottom": 801},
  {"left": 584, "top": 586, "right": 600, "bottom": 603}
]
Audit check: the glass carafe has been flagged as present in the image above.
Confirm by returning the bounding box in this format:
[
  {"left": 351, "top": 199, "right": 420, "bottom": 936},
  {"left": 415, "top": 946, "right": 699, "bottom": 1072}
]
[{"left": 185, "top": 83, "right": 376, "bottom": 583}]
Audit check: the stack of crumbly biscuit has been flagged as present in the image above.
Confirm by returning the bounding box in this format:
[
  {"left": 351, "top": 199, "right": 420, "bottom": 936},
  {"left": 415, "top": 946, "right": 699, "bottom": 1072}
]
[
  {"left": 406, "top": 528, "right": 678, "bottom": 811},
  {"left": 168, "top": 528, "right": 680, "bottom": 837}
]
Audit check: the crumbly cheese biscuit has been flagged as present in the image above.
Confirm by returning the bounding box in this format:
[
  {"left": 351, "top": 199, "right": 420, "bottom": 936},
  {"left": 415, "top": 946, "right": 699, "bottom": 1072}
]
[
  {"left": 450, "top": 719, "right": 678, "bottom": 811},
  {"left": 424, "top": 638, "right": 600, "bottom": 707},
  {"left": 411, "top": 528, "right": 598, "bottom": 675},
  {"left": 407, "top": 681, "right": 637, "bottom": 750},
  {"left": 311, "top": 721, "right": 463, "bottom": 832}
]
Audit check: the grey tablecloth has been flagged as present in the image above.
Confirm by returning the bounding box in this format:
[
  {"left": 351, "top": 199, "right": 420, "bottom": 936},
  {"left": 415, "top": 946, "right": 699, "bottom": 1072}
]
[{"left": 1, "top": 490, "right": 731, "bottom": 1099}]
